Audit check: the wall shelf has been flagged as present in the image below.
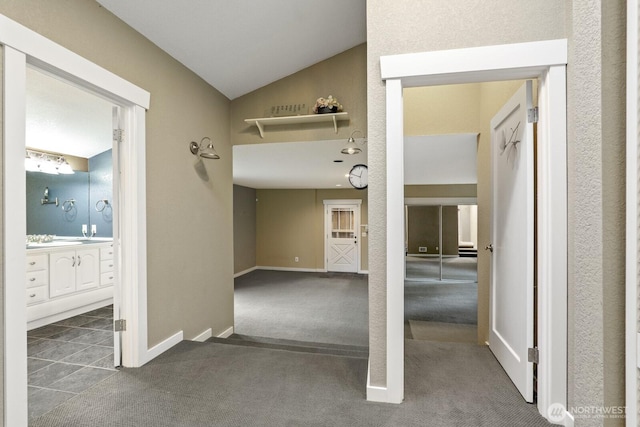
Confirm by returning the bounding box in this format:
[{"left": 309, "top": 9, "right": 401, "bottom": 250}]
[{"left": 244, "top": 112, "right": 349, "bottom": 138}]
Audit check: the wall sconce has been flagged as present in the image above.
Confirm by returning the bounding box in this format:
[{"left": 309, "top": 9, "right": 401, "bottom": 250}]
[
  {"left": 341, "top": 130, "right": 367, "bottom": 155},
  {"left": 25, "top": 150, "right": 74, "bottom": 175},
  {"left": 189, "top": 137, "right": 220, "bottom": 160}
]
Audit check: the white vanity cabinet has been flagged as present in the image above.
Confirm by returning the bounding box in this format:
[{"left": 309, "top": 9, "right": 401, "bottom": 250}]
[
  {"left": 26, "top": 253, "right": 49, "bottom": 305},
  {"left": 50, "top": 247, "right": 100, "bottom": 298},
  {"left": 26, "top": 241, "right": 114, "bottom": 330}
]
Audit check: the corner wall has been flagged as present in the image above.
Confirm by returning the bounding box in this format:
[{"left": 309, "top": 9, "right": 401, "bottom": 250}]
[
  {"left": 233, "top": 185, "right": 257, "bottom": 275},
  {"left": 0, "top": 0, "right": 235, "bottom": 347},
  {"left": 367, "top": 0, "right": 567, "bottom": 391}
]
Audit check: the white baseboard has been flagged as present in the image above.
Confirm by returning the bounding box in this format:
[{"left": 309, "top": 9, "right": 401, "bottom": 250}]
[
  {"left": 257, "top": 266, "right": 325, "bottom": 273},
  {"left": 563, "top": 411, "right": 574, "bottom": 427},
  {"left": 143, "top": 330, "right": 183, "bottom": 365},
  {"left": 192, "top": 328, "right": 212, "bottom": 342},
  {"left": 366, "top": 359, "right": 390, "bottom": 402},
  {"left": 234, "top": 266, "right": 258, "bottom": 278},
  {"left": 217, "top": 326, "right": 234, "bottom": 338}
]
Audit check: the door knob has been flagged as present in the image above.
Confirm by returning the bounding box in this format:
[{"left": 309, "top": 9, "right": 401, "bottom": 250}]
[{"left": 485, "top": 244, "right": 494, "bottom": 253}]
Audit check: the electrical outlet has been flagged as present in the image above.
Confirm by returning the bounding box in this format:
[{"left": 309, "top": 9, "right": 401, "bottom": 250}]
[
  {"left": 91, "top": 224, "right": 97, "bottom": 235},
  {"left": 294, "top": 257, "right": 299, "bottom": 262},
  {"left": 418, "top": 246, "right": 427, "bottom": 253},
  {"left": 82, "top": 224, "right": 87, "bottom": 234}
]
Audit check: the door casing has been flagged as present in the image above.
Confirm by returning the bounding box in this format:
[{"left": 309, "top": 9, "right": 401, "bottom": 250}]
[
  {"left": 374, "top": 39, "right": 568, "bottom": 425},
  {"left": 1, "top": 14, "right": 150, "bottom": 426}
]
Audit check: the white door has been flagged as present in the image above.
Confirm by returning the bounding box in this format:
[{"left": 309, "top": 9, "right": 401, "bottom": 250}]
[
  {"left": 488, "top": 81, "right": 535, "bottom": 402},
  {"left": 325, "top": 203, "right": 360, "bottom": 273}
]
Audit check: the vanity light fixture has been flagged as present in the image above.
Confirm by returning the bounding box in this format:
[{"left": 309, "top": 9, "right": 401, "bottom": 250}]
[
  {"left": 189, "top": 137, "right": 220, "bottom": 160},
  {"left": 25, "top": 150, "right": 75, "bottom": 175},
  {"left": 341, "top": 130, "right": 366, "bottom": 155}
]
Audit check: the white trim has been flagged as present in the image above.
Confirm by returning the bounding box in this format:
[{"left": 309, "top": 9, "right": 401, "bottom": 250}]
[
  {"left": 120, "top": 104, "right": 149, "bottom": 368},
  {"left": 144, "top": 331, "right": 183, "bottom": 364},
  {"left": 192, "top": 328, "right": 213, "bottom": 342},
  {"left": 366, "top": 360, "right": 390, "bottom": 402},
  {"left": 256, "top": 266, "right": 327, "bottom": 273},
  {"left": 1, "top": 15, "right": 150, "bottom": 424},
  {"left": 385, "top": 78, "right": 405, "bottom": 404},
  {"left": 4, "top": 46, "right": 29, "bottom": 427},
  {"left": 378, "top": 40, "right": 568, "bottom": 420},
  {"left": 234, "top": 266, "right": 258, "bottom": 278},
  {"left": 358, "top": 269, "right": 369, "bottom": 275},
  {"left": 217, "top": 326, "right": 234, "bottom": 339},
  {"left": 535, "top": 66, "right": 568, "bottom": 420},
  {"left": 380, "top": 39, "right": 567, "bottom": 87},
  {"left": 404, "top": 197, "right": 477, "bottom": 206},
  {"left": 322, "top": 199, "right": 363, "bottom": 206},
  {"left": 627, "top": 1, "right": 639, "bottom": 426},
  {"left": 0, "top": 15, "right": 149, "bottom": 109}
]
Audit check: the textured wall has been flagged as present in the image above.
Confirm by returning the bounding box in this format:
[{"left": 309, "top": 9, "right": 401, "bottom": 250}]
[
  {"left": 0, "top": 0, "right": 234, "bottom": 346},
  {"left": 233, "top": 185, "right": 257, "bottom": 274},
  {"left": 565, "top": 1, "right": 626, "bottom": 425},
  {"left": 0, "top": 44, "right": 4, "bottom": 424},
  {"left": 231, "top": 44, "right": 367, "bottom": 146},
  {"left": 367, "top": 0, "right": 566, "bottom": 388}
]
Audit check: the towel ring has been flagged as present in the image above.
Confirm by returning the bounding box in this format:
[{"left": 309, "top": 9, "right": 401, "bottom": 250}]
[
  {"left": 61, "top": 199, "right": 76, "bottom": 212},
  {"left": 95, "top": 199, "right": 110, "bottom": 212}
]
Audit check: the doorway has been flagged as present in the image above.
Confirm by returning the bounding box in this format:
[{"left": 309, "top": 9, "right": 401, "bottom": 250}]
[
  {"left": 324, "top": 200, "right": 362, "bottom": 273},
  {"left": 25, "top": 65, "right": 120, "bottom": 419},
  {"left": 374, "top": 40, "right": 567, "bottom": 423},
  {"left": 2, "top": 16, "right": 150, "bottom": 425}
]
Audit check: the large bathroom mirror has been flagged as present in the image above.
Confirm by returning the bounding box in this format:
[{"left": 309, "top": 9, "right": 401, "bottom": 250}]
[{"left": 25, "top": 66, "right": 114, "bottom": 239}]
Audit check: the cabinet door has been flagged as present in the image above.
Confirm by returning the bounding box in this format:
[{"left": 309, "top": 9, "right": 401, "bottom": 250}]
[
  {"left": 76, "top": 248, "right": 100, "bottom": 291},
  {"left": 50, "top": 251, "right": 76, "bottom": 298}
]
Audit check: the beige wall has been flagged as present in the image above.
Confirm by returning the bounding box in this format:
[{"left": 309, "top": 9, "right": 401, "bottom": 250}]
[
  {"left": 406, "top": 206, "right": 458, "bottom": 256},
  {"left": 256, "top": 189, "right": 368, "bottom": 271},
  {"left": 367, "top": 0, "right": 567, "bottom": 389},
  {"left": 231, "top": 44, "right": 367, "bottom": 146},
  {"left": 0, "top": 0, "right": 235, "bottom": 348},
  {"left": 233, "top": 185, "right": 257, "bottom": 274}
]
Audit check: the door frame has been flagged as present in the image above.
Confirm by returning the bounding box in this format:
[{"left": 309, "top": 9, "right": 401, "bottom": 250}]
[
  {"left": 323, "top": 199, "right": 362, "bottom": 273},
  {"left": 376, "top": 40, "right": 568, "bottom": 425},
  {"left": 1, "top": 15, "right": 150, "bottom": 426}
]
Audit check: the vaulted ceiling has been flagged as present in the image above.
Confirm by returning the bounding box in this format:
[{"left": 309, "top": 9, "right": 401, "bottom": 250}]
[{"left": 96, "top": 0, "right": 367, "bottom": 100}]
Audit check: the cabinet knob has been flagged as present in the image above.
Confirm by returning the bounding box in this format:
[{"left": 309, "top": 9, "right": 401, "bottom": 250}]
[
  {"left": 29, "top": 261, "right": 36, "bottom": 265},
  {"left": 109, "top": 264, "right": 113, "bottom": 268},
  {"left": 29, "top": 277, "right": 36, "bottom": 282},
  {"left": 109, "top": 276, "right": 113, "bottom": 280},
  {"left": 29, "top": 293, "right": 36, "bottom": 298}
]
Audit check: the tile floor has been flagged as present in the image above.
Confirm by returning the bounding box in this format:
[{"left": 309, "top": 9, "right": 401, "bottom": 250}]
[{"left": 27, "top": 305, "right": 119, "bottom": 421}]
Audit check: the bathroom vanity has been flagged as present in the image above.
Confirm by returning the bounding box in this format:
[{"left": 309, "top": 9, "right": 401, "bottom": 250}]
[{"left": 26, "top": 238, "right": 114, "bottom": 330}]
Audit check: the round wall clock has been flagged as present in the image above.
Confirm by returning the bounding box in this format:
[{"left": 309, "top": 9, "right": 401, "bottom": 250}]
[{"left": 348, "top": 164, "right": 368, "bottom": 190}]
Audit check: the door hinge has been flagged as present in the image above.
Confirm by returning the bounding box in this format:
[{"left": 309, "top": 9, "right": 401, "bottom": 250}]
[
  {"left": 528, "top": 347, "right": 539, "bottom": 364},
  {"left": 114, "top": 319, "right": 126, "bottom": 332},
  {"left": 113, "top": 129, "right": 124, "bottom": 143},
  {"left": 527, "top": 107, "right": 539, "bottom": 123}
]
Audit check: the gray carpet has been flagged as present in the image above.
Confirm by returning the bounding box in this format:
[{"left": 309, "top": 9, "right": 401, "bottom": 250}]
[
  {"left": 29, "top": 339, "right": 550, "bottom": 426},
  {"left": 234, "top": 270, "right": 369, "bottom": 347},
  {"left": 404, "top": 280, "right": 477, "bottom": 325}
]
